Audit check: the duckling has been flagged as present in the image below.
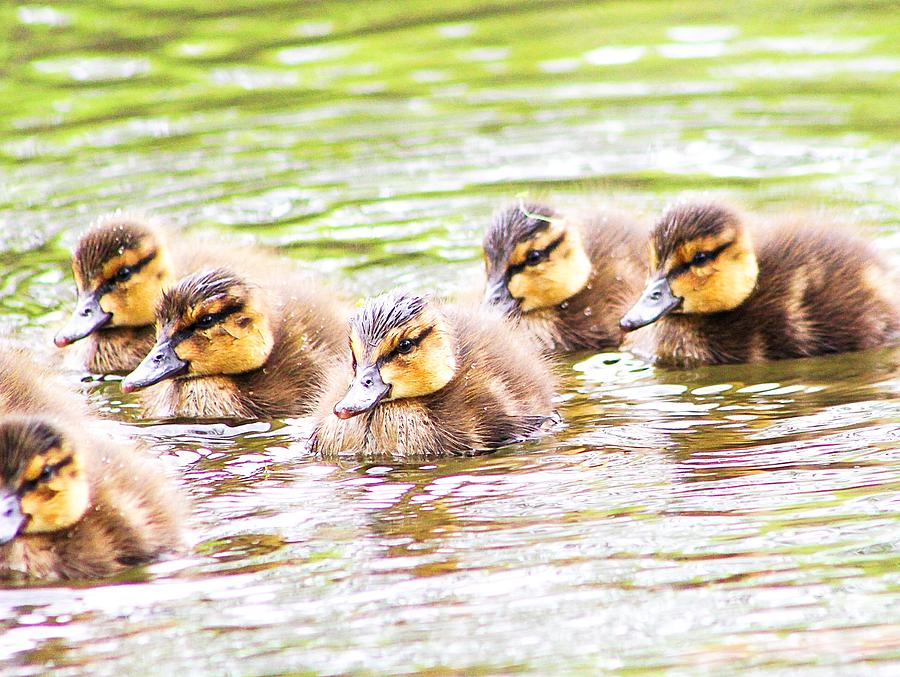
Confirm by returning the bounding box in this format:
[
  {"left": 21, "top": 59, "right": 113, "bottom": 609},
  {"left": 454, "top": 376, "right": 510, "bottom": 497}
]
[
  {"left": 121, "top": 267, "right": 346, "bottom": 419},
  {"left": 308, "top": 292, "right": 557, "bottom": 457},
  {"left": 54, "top": 212, "right": 322, "bottom": 373},
  {"left": 54, "top": 214, "right": 175, "bottom": 373},
  {"left": 0, "top": 415, "right": 186, "bottom": 580},
  {"left": 620, "top": 202, "right": 900, "bottom": 366},
  {"left": 483, "top": 202, "right": 646, "bottom": 352}
]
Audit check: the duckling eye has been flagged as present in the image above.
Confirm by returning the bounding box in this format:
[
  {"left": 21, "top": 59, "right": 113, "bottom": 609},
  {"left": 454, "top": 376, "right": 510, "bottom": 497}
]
[
  {"left": 38, "top": 465, "right": 54, "bottom": 482},
  {"left": 525, "top": 250, "right": 544, "bottom": 266},
  {"left": 196, "top": 314, "right": 216, "bottom": 329},
  {"left": 114, "top": 266, "right": 134, "bottom": 282},
  {"left": 691, "top": 252, "right": 712, "bottom": 266},
  {"left": 397, "top": 339, "right": 414, "bottom": 354}
]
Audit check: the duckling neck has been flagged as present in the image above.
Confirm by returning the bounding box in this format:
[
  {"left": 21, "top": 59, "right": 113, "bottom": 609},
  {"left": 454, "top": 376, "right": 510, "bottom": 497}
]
[
  {"left": 140, "top": 375, "right": 251, "bottom": 419},
  {"left": 627, "top": 309, "right": 750, "bottom": 367},
  {"left": 72, "top": 325, "right": 156, "bottom": 373}
]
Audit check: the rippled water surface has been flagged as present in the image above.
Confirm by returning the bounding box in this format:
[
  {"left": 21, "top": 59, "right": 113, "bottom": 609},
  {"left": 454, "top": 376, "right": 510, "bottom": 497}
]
[{"left": 2, "top": 0, "right": 900, "bottom": 674}]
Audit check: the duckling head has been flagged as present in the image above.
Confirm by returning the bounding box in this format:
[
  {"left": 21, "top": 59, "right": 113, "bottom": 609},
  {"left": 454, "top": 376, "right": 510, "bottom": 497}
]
[
  {"left": 620, "top": 203, "right": 758, "bottom": 331},
  {"left": 483, "top": 203, "right": 592, "bottom": 316},
  {"left": 0, "top": 416, "right": 90, "bottom": 544},
  {"left": 121, "top": 268, "right": 274, "bottom": 393},
  {"left": 333, "top": 292, "right": 457, "bottom": 419},
  {"left": 54, "top": 215, "right": 175, "bottom": 347}
]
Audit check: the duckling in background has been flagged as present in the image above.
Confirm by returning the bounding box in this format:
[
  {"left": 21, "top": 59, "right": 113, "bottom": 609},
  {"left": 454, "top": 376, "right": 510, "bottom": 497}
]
[
  {"left": 309, "top": 292, "right": 557, "bottom": 457},
  {"left": 121, "top": 267, "right": 346, "bottom": 419},
  {"left": 620, "top": 202, "right": 900, "bottom": 366},
  {"left": 0, "top": 415, "right": 186, "bottom": 580},
  {"left": 54, "top": 214, "right": 175, "bottom": 372},
  {"left": 0, "top": 348, "right": 91, "bottom": 421},
  {"left": 482, "top": 202, "right": 646, "bottom": 352}
]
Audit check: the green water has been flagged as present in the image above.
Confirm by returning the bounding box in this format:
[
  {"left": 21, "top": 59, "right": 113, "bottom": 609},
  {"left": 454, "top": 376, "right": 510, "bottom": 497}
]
[{"left": 2, "top": 0, "right": 900, "bottom": 674}]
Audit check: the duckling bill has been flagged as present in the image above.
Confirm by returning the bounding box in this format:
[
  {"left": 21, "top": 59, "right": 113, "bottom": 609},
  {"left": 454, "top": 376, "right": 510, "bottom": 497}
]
[
  {"left": 482, "top": 202, "right": 646, "bottom": 352},
  {"left": 620, "top": 202, "right": 900, "bottom": 366},
  {"left": 310, "top": 292, "right": 557, "bottom": 457}
]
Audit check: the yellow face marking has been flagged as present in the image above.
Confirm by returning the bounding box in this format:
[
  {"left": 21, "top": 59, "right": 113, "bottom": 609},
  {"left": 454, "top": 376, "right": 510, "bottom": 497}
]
[
  {"left": 667, "top": 230, "right": 736, "bottom": 273},
  {"left": 375, "top": 319, "right": 432, "bottom": 362},
  {"left": 508, "top": 226, "right": 563, "bottom": 268},
  {"left": 356, "top": 306, "right": 457, "bottom": 400},
  {"left": 18, "top": 443, "right": 90, "bottom": 535},
  {"left": 379, "top": 327, "right": 456, "bottom": 399},
  {"left": 174, "top": 296, "right": 238, "bottom": 330},
  {"left": 73, "top": 236, "right": 175, "bottom": 328},
  {"left": 666, "top": 230, "right": 758, "bottom": 313},
  {"left": 170, "top": 289, "right": 275, "bottom": 376},
  {"left": 97, "top": 242, "right": 155, "bottom": 285},
  {"left": 506, "top": 221, "right": 592, "bottom": 313}
]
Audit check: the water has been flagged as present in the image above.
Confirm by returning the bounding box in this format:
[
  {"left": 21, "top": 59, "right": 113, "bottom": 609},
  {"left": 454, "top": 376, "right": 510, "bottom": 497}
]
[{"left": 2, "top": 0, "right": 900, "bottom": 673}]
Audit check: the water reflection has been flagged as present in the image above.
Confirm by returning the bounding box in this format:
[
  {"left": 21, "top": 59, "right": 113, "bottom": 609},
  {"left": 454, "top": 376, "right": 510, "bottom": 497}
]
[{"left": 2, "top": 0, "right": 900, "bottom": 673}]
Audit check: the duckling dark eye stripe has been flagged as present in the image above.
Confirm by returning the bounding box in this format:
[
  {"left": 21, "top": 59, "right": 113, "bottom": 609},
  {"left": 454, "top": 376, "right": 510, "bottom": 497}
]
[
  {"left": 47, "top": 455, "right": 74, "bottom": 477},
  {"left": 382, "top": 326, "right": 434, "bottom": 363},
  {"left": 506, "top": 233, "right": 565, "bottom": 279},
  {"left": 96, "top": 250, "right": 158, "bottom": 295},
  {"left": 170, "top": 303, "right": 245, "bottom": 345},
  {"left": 669, "top": 240, "right": 733, "bottom": 278},
  {"left": 20, "top": 455, "right": 73, "bottom": 493}
]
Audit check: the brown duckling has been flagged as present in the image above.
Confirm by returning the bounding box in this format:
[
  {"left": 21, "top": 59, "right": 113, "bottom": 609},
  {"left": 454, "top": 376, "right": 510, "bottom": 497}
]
[
  {"left": 121, "top": 267, "right": 346, "bottom": 419},
  {"left": 309, "top": 292, "right": 557, "bottom": 457},
  {"left": 620, "top": 202, "right": 900, "bottom": 366},
  {"left": 0, "top": 415, "right": 186, "bottom": 580},
  {"left": 482, "top": 201, "right": 646, "bottom": 352},
  {"left": 54, "top": 214, "right": 176, "bottom": 373}
]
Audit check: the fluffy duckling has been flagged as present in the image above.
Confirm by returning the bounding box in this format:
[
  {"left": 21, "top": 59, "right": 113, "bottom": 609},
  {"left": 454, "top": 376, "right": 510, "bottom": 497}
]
[
  {"left": 54, "top": 214, "right": 176, "bottom": 373},
  {"left": 620, "top": 202, "right": 900, "bottom": 366},
  {"left": 309, "top": 292, "right": 557, "bottom": 457},
  {"left": 121, "top": 267, "right": 346, "bottom": 419},
  {"left": 482, "top": 202, "right": 646, "bottom": 352},
  {"left": 0, "top": 415, "right": 186, "bottom": 580}
]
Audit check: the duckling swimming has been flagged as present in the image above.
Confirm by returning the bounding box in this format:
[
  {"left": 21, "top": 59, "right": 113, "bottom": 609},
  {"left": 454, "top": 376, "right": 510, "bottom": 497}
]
[
  {"left": 620, "top": 202, "right": 900, "bottom": 366},
  {"left": 0, "top": 415, "right": 186, "bottom": 580},
  {"left": 309, "top": 292, "right": 557, "bottom": 457},
  {"left": 483, "top": 202, "right": 646, "bottom": 352},
  {"left": 121, "top": 267, "right": 345, "bottom": 419},
  {"left": 54, "top": 214, "right": 172, "bottom": 372}
]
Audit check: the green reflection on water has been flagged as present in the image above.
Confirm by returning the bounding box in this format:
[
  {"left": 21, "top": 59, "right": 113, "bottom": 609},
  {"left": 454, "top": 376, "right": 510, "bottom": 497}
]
[{"left": 1, "top": 0, "right": 899, "bottom": 674}]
